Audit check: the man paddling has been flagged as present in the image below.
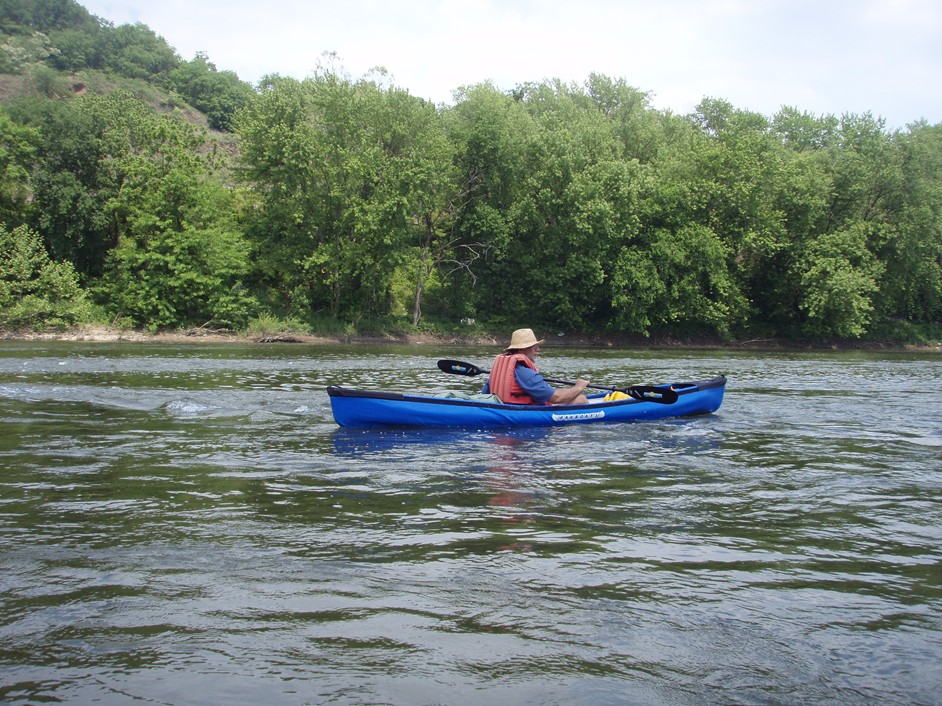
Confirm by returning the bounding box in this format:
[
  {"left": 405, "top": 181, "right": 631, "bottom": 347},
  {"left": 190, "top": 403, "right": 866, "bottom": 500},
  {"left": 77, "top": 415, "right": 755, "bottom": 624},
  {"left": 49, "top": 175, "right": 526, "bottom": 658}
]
[{"left": 482, "top": 328, "right": 590, "bottom": 405}]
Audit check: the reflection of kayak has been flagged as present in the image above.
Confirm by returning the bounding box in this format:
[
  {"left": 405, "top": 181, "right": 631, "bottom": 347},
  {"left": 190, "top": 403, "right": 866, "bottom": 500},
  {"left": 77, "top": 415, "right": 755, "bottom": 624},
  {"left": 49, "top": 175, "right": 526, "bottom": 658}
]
[
  {"left": 330, "top": 425, "right": 552, "bottom": 455},
  {"left": 327, "top": 376, "right": 726, "bottom": 428}
]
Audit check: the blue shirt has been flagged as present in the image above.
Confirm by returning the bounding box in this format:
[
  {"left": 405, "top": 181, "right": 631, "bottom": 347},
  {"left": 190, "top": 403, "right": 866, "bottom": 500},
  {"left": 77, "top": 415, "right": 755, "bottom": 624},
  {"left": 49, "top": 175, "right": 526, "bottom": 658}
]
[{"left": 482, "top": 363, "right": 554, "bottom": 404}]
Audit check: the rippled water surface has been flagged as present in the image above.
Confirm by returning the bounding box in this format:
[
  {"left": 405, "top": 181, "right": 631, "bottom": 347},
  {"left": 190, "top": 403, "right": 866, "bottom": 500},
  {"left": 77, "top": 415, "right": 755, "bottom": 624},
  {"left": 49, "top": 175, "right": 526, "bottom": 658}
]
[{"left": 1, "top": 341, "right": 940, "bottom": 705}]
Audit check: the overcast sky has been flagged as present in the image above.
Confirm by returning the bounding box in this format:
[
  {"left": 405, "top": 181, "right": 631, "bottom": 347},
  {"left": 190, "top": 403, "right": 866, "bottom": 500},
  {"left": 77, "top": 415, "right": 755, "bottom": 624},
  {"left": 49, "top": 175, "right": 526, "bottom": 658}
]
[{"left": 78, "top": 0, "right": 940, "bottom": 130}]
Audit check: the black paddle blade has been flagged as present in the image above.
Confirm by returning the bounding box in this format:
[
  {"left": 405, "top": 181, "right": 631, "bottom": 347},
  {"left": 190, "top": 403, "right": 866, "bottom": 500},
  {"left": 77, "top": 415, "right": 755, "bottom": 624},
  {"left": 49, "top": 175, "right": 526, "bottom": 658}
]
[
  {"left": 437, "top": 359, "right": 487, "bottom": 376},
  {"left": 626, "top": 386, "right": 678, "bottom": 404}
]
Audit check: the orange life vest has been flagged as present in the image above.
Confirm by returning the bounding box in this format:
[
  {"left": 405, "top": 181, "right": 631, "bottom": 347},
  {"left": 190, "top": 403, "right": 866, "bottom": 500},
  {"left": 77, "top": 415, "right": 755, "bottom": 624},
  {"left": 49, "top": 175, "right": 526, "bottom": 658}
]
[{"left": 489, "top": 353, "right": 539, "bottom": 404}]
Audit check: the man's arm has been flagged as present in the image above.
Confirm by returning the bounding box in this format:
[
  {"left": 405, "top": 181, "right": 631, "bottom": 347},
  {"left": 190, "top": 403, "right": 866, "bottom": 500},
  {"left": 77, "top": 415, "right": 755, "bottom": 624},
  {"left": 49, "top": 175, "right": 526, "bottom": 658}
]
[
  {"left": 516, "top": 366, "right": 589, "bottom": 405},
  {"left": 547, "top": 380, "right": 590, "bottom": 404}
]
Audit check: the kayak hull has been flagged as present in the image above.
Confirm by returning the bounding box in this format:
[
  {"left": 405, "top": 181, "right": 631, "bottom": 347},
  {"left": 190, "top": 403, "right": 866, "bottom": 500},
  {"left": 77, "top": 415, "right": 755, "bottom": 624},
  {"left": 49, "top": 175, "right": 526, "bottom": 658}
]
[{"left": 327, "top": 376, "right": 726, "bottom": 428}]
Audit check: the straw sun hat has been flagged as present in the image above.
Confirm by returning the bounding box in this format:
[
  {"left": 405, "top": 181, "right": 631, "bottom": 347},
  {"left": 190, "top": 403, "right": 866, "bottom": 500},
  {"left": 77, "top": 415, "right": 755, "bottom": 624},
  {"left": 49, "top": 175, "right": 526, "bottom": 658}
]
[{"left": 505, "top": 328, "right": 544, "bottom": 351}]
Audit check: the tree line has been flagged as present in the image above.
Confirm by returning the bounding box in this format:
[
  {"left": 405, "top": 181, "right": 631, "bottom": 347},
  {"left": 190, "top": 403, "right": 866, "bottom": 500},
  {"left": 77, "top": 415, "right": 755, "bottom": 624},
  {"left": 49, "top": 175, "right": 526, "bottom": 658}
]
[{"left": 1, "top": 0, "right": 940, "bottom": 342}]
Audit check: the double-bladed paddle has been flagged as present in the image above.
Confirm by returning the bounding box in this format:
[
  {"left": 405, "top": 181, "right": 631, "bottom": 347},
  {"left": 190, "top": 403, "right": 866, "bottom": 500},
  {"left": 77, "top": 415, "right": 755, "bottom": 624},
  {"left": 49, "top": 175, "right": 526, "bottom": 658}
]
[{"left": 437, "top": 359, "right": 678, "bottom": 404}]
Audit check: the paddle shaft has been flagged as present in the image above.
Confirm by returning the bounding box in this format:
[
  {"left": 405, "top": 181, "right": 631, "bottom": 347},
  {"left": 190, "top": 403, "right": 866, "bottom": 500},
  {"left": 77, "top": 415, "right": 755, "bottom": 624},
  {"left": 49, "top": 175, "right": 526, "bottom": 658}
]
[{"left": 437, "top": 359, "right": 678, "bottom": 404}]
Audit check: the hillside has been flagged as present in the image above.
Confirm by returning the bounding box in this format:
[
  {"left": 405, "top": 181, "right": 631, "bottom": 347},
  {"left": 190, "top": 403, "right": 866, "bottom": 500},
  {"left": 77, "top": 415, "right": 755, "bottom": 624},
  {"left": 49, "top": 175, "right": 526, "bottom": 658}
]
[{"left": 1, "top": 0, "right": 255, "bottom": 132}]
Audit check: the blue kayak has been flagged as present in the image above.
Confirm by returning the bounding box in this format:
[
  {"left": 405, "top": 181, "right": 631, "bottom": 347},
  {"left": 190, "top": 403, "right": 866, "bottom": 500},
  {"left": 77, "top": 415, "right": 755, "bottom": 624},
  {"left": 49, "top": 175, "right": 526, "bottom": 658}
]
[{"left": 327, "top": 376, "right": 726, "bottom": 428}]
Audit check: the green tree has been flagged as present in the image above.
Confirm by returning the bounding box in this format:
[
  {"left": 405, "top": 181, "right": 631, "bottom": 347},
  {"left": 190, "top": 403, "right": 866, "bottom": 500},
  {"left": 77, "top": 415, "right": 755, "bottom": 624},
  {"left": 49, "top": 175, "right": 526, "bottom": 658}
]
[
  {"left": 795, "top": 112, "right": 901, "bottom": 336},
  {"left": 168, "top": 52, "right": 254, "bottom": 131},
  {"left": 585, "top": 72, "right": 663, "bottom": 163},
  {"left": 12, "top": 94, "right": 119, "bottom": 277},
  {"left": 376, "top": 88, "right": 458, "bottom": 326},
  {"left": 98, "top": 21, "right": 178, "bottom": 79},
  {"left": 0, "top": 0, "right": 96, "bottom": 34},
  {"left": 0, "top": 222, "right": 92, "bottom": 328},
  {"left": 46, "top": 23, "right": 102, "bottom": 71},
  {"left": 506, "top": 80, "right": 624, "bottom": 328},
  {"left": 94, "top": 94, "right": 254, "bottom": 329},
  {"left": 99, "top": 171, "right": 254, "bottom": 329},
  {"left": 874, "top": 121, "right": 942, "bottom": 323},
  {"left": 792, "top": 223, "right": 884, "bottom": 337},
  {"left": 445, "top": 82, "right": 537, "bottom": 324},
  {"left": 826, "top": 113, "right": 899, "bottom": 230},
  {"left": 449, "top": 80, "right": 621, "bottom": 328},
  {"left": 238, "top": 67, "right": 449, "bottom": 322},
  {"left": 685, "top": 100, "right": 789, "bottom": 329},
  {"left": 772, "top": 106, "right": 839, "bottom": 152},
  {"left": 235, "top": 73, "right": 317, "bottom": 314},
  {"left": 0, "top": 106, "right": 38, "bottom": 226},
  {"left": 611, "top": 223, "right": 740, "bottom": 336}
]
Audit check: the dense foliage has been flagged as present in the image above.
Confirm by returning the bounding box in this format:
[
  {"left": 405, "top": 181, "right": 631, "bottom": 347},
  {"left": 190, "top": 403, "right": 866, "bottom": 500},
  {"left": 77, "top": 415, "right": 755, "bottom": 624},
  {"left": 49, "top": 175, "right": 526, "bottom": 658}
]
[
  {"left": 0, "top": 221, "right": 93, "bottom": 327},
  {"left": 1, "top": 0, "right": 940, "bottom": 342}
]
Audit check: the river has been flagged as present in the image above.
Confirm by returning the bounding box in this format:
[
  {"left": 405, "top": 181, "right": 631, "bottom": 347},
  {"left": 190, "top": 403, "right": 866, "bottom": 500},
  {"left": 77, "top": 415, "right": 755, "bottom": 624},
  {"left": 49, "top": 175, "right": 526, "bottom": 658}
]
[{"left": 0, "top": 341, "right": 940, "bottom": 705}]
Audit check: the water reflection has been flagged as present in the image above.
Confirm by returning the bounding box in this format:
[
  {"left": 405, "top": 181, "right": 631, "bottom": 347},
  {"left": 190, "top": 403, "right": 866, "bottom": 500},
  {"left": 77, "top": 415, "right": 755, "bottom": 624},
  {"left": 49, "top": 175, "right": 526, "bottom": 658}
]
[
  {"left": 330, "top": 425, "right": 557, "bottom": 553},
  {"left": 482, "top": 430, "right": 552, "bottom": 552},
  {"left": 330, "top": 425, "right": 552, "bottom": 455}
]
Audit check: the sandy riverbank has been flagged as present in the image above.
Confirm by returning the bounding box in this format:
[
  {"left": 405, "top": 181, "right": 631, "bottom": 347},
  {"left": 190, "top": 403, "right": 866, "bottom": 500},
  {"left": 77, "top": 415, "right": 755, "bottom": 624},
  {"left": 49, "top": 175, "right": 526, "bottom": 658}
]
[{"left": 1, "top": 325, "right": 939, "bottom": 352}]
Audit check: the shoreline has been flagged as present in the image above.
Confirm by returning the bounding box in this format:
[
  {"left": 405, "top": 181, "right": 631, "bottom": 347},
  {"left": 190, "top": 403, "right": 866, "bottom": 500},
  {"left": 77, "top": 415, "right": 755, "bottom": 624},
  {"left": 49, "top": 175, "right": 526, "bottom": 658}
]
[{"left": 1, "top": 325, "right": 939, "bottom": 352}]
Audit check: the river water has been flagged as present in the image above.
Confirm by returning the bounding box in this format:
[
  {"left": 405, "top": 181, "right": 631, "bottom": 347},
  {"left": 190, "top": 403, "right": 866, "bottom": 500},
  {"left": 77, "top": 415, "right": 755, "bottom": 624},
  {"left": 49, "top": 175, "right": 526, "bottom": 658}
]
[{"left": 0, "top": 341, "right": 940, "bottom": 705}]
